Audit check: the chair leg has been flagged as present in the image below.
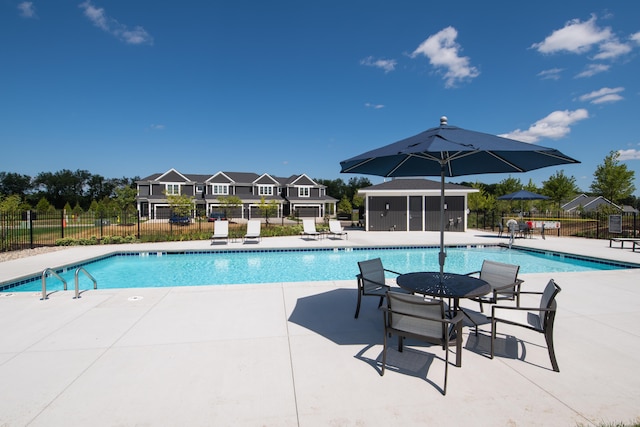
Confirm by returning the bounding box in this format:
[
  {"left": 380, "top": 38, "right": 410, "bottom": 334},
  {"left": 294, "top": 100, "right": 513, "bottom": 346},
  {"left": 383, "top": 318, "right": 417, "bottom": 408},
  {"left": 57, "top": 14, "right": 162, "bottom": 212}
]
[
  {"left": 490, "top": 319, "right": 496, "bottom": 359},
  {"left": 398, "top": 336, "right": 404, "bottom": 353},
  {"left": 545, "top": 329, "right": 560, "bottom": 372},
  {"left": 443, "top": 340, "right": 449, "bottom": 396},
  {"left": 454, "top": 322, "right": 462, "bottom": 368},
  {"left": 381, "top": 329, "right": 387, "bottom": 376},
  {"left": 377, "top": 296, "right": 384, "bottom": 308},
  {"left": 354, "top": 292, "right": 362, "bottom": 319}
]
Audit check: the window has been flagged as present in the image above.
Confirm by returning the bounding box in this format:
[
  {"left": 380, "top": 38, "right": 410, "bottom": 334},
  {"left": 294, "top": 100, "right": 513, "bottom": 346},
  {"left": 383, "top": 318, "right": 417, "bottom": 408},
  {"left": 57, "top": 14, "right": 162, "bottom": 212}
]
[
  {"left": 196, "top": 184, "right": 204, "bottom": 194},
  {"left": 166, "top": 184, "right": 180, "bottom": 195},
  {"left": 258, "top": 185, "right": 273, "bottom": 196},
  {"left": 298, "top": 186, "right": 310, "bottom": 197},
  {"left": 212, "top": 184, "right": 229, "bottom": 195}
]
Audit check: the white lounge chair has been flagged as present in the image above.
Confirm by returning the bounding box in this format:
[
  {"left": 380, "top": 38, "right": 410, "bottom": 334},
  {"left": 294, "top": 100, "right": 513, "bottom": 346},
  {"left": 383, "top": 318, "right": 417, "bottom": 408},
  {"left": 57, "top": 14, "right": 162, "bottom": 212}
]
[
  {"left": 210, "top": 220, "right": 229, "bottom": 244},
  {"left": 301, "top": 219, "right": 321, "bottom": 240},
  {"left": 328, "top": 220, "right": 348, "bottom": 240},
  {"left": 243, "top": 220, "right": 261, "bottom": 243}
]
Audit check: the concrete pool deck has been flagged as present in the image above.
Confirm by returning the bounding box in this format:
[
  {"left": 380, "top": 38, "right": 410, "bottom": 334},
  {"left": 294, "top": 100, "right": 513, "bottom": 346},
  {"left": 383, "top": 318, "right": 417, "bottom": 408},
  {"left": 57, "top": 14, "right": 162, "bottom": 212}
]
[{"left": 1, "top": 229, "right": 639, "bottom": 426}]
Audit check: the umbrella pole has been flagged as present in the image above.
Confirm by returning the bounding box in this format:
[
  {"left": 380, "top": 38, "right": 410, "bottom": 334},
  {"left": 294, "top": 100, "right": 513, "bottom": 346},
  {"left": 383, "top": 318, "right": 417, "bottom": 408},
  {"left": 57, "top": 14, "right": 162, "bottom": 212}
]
[{"left": 439, "top": 164, "right": 446, "bottom": 282}]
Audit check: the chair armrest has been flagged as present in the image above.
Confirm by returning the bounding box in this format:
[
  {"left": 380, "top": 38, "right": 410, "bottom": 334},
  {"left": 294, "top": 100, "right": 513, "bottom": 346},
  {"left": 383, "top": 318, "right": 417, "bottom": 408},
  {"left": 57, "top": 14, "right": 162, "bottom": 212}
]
[
  {"left": 465, "top": 270, "right": 481, "bottom": 277},
  {"left": 384, "top": 268, "right": 403, "bottom": 276},
  {"left": 491, "top": 305, "right": 555, "bottom": 315}
]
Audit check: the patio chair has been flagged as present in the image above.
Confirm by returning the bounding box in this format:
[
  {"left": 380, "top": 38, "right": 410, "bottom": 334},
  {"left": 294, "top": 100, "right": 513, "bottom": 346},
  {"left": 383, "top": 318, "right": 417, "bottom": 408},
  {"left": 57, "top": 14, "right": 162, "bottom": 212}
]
[
  {"left": 355, "top": 258, "right": 410, "bottom": 319},
  {"left": 301, "top": 219, "right": 321, "bottom": 240},
  {"left": 490, "top": 279, "right": 561, "bottom": 372},
  {"left": 466, "top": 260, "right": 524, "bottom": 312},
  {"left": 210, "top": 220, "right": 229, "bottom": 244},
  {"left": 382, "top": 292, "right": 464, "bottom": 395},
  {"left": 328, "top": 220, "right": 348, "bottom": 239},
  {"left": 243, "top": 219, "right": 261, "bottom": 243}
]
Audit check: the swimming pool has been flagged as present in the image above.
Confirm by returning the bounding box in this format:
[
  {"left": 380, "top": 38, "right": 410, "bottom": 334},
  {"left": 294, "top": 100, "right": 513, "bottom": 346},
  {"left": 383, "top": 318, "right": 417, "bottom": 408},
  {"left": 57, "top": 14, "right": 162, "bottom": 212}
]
[{"left": 4, "top": 245, "right": 637, "bottom": 293}]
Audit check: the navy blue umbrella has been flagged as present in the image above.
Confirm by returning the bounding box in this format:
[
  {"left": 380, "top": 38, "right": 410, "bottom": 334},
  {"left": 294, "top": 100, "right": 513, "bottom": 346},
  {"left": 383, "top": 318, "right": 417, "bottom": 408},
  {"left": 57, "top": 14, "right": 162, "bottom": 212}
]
[
  {"left": 497, "top": 190, "right": 550, "bottom": 201},
  {"left": 340, "top": 117, "right": 579, "bottom": 281}
]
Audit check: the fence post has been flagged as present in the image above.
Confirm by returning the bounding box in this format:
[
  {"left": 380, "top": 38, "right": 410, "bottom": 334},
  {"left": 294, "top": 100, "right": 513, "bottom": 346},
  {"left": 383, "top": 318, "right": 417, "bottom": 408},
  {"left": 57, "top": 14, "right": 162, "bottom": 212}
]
[
  {"left": 137, "top": 210, "right": 141, "bottom": 239},
  {"left": 29, "top": 210, "right": 34, "bottom": 249},
  {"left": 596, "top": 212, "right": 600, "bottom": 239},
  {"left": 61, "top": 210, "right": 65, "bottom": 239}
]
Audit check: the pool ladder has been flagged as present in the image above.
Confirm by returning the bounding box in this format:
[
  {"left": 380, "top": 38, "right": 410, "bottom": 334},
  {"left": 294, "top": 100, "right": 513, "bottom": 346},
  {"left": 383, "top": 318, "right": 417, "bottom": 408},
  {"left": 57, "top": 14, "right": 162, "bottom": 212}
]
[{"left": 40, "top": 267, "right": 97, "bottom": 300}]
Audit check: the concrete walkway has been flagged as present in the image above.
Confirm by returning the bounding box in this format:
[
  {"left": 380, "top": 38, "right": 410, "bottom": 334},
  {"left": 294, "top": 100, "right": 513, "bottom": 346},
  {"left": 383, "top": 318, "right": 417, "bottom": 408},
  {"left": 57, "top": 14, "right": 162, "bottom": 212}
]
[{"left": 1, "top": 230, "right": 639, "bottom": 426}]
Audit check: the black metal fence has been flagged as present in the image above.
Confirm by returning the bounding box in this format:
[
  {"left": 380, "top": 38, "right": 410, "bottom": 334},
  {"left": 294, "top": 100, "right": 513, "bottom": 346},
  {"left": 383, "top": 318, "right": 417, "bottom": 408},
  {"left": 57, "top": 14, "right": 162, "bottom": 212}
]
[
  {"left": 2, "top": 209, "right": 638, "bottom": 252},
  {"left": 468, "top": 210, "right": 638, "bottom": 239},
  {"left": 0, "top": 210, "right": 227, "bottom": 252}
]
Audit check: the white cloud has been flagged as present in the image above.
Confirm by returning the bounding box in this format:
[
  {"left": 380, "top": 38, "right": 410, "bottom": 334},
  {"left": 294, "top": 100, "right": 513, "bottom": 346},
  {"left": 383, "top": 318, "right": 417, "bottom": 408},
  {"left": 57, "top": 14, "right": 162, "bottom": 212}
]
[
  {"left": 17, "top": 1, "right": 36, "bottom": 18},
  {"left": 360, "top": 56, "right": 396, "bottom": 73},
  {"left": 532, "top": 14, "right": 634, "bottom": 61},
  {"left": 578, "top": 87, "right": 624, "bottom": 104},
  {"left": 531, "top": 15, "right": 612, "bottom": 54},
  {"left": 411, "top": 26, "right": 479, "bottom": 88},
  {"left": 593, "top": 40, "right": 632, "bottom": 60},
  {"left": 617, "top": 149, "right": 640, "bottom": 160},
  {"left": 537, "top": 68, "right": 563, "bottom": 80},
  {"left": 364, "top": 103, "right": 384, "bottom": 109},
  {"left": 150, "top": 124, "right": 165, "bottom": 130},
  {"left": 575, "top": 63, "right": 610, "bottom": 78},
  {"left": 631, "top": 32, "right": 640, "bottom": 44},
  {"left": 499, "top": 109, "right": 589, "bottom": 143},
  {"left": 79, "top": 1, "right": 153, "bottom": 45}
]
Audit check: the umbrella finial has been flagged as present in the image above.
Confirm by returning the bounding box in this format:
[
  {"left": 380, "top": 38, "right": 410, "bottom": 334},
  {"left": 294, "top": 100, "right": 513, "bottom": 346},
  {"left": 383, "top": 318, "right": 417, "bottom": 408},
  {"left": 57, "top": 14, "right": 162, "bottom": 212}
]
[{"left": 440, "top": 116, "right": 448, "bottom": 126}]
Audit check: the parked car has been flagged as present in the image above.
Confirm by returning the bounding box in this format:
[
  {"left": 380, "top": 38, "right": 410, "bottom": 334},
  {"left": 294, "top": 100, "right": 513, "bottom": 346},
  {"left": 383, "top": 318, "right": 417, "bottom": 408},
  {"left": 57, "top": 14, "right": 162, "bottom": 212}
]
[
  {"left": 169, "top": 215, "right": 190, "bottom": 225},
  {"left": 207, "top": 212, "right": 227, "bottom": 222}
]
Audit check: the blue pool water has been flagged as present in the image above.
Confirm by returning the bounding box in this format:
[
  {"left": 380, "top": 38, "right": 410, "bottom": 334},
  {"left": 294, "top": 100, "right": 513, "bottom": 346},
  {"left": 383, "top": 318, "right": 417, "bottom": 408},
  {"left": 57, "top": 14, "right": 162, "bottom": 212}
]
[{"left": 5, "top": 245, "right": 635, "bottom": 293}]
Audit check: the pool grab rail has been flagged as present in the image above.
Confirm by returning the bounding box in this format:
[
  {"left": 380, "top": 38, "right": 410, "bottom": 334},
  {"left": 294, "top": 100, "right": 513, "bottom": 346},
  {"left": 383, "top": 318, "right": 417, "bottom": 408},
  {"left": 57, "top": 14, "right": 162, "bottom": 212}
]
[
  {"left": 74, "top": 267, "right": 97, "bottom": 299},
  {"left": 41, "top": 268, "right": 66, "bottom": 300},
  {"left": 40, "top": 267, "right": 98, "bottom": 300}
]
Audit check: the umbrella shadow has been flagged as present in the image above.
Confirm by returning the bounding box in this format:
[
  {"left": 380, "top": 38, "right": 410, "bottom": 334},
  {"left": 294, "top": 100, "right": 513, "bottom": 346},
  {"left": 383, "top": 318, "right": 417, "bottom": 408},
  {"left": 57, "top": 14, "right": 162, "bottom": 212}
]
[{"left": 287, "top": 288, "right": 382, "bottom": 345}]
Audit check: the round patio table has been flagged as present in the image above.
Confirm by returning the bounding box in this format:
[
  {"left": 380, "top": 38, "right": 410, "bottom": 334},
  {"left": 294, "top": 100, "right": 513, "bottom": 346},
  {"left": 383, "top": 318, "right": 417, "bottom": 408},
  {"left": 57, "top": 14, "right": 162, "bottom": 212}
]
[{"left": 396, "top": 272, "right": 490, "bottom": 332}]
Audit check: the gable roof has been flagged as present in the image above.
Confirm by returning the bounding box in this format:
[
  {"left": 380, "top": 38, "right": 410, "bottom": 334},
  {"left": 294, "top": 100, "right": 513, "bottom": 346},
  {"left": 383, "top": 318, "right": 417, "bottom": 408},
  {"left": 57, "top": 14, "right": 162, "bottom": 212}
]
[
  {"left": 561, "top": 194, "right": 621, "bottom": 212},
  {"left": 358, "top": 178, "right": 477, "bottom": 194}
]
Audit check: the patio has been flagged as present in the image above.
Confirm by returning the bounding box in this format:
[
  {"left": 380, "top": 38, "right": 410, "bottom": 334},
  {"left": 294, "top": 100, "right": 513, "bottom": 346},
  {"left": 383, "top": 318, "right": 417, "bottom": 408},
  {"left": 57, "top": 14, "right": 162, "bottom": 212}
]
[{"left": 1, "top": 230, "right": 639, "bottom": 426}]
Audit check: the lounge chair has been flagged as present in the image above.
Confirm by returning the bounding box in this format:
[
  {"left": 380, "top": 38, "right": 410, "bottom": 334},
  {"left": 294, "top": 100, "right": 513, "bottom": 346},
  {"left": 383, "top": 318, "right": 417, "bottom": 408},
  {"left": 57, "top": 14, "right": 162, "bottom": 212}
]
[
  {"left": 382, "top": 292, "right": 464, "bottom": 395},
  {"left": 301, "top": 219, "right": 321, "bottom": 240},
  {"left": 328, "top": 220, "right": 348, "bottom": 239},
  {"left": 465, "top": 260, "right": 523, "bottom": 312},
  {"left": 210, "top": 220, "right": 229, "bottom": 244},
  {"left": 243, "top": 219, "right": 261, "bottom": 243},
  {"left": 355, "top": 258, "right": 410, "bottom": 319},
  {"left": 490, "top": 279, "right": 561, "bottom": 372}
]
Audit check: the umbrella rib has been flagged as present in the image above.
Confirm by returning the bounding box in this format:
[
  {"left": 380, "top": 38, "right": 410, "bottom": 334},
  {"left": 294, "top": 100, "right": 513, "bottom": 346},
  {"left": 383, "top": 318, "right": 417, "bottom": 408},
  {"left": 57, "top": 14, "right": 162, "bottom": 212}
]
[{"left": 486, "top": 152, "right": 526, "bottom": 172}]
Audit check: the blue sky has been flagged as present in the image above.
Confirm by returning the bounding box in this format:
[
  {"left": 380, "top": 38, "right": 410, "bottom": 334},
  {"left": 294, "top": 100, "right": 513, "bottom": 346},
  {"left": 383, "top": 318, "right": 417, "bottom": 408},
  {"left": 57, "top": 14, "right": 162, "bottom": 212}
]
[{"left": 2, "top": 1, "right": 639, "bottom": 194}]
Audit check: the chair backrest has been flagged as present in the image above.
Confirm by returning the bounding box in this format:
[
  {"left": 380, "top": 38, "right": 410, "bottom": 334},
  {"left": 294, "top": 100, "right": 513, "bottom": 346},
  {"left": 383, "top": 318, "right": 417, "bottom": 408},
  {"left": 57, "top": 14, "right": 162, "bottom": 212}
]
[
  {"left": 303, "top": 219, "right": 317, "bottom": 234},
  {"left": 539, "top": 279, "right": 561, "bottom": 330},
  {"left": 479, "top": 260, "right": 519, "bottom": 288},
  {"left": 386, "top": 292, "right": 445, "bottom": 339},
  {"left": 358, "top": 258, "right": 387, "bottom": 293},
  {"left": 329, "top": 220, "right": 343, "bottom": 233},
  {"left": 215, "top": 220, "right": 229, "bottom": 235},
  {"left": 247, "top": 220, "right": 261, "bottom": 234}
]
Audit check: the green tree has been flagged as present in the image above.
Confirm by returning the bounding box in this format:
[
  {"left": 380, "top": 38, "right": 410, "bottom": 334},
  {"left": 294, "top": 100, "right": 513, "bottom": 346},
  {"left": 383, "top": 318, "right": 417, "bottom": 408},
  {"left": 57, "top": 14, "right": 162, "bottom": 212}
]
[
  {"left": 166, "top": 193, "right": 194, "bottom": 217},
  {"left": 542, "top": 170, "right": 580, "bottom": 207},
  {"left": 217, "top": 195, "right": 243, "bottom": 220},
  {"left": 0, "top": 172, "right": 32, "bottom": 197},
  {"left": 36, "top": 197, "right": 51, "bottom": 214},
  {"left": 467, "top": 182, "right": 496, "bottom": 212},
  {"left": 257, "top": 196, "right": 278, "bottom": 224},
  {"left": 590, "top": 151, "right": 636, "bottom": 204},
  {"left": 114, "top": 186, "right": 138, "bottom": 213},
  {"left": 0, "top": 194, "right": 23, "bottom": 213},
  {"left": 337, "top": 196, "right": 352, "bottom": 213},
  {"left": 495, "top": 177, "right": 522, "bottom": 196}
]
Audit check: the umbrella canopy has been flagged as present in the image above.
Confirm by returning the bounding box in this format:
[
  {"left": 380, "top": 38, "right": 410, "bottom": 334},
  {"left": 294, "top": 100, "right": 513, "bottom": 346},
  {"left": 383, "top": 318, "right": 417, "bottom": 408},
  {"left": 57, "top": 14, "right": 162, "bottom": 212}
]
[
  {"left": 497, "top": 190, "right": 550, "bottom": 201},
  {"left": 340, "top": 117, "right": 580, "bottom": 281}
]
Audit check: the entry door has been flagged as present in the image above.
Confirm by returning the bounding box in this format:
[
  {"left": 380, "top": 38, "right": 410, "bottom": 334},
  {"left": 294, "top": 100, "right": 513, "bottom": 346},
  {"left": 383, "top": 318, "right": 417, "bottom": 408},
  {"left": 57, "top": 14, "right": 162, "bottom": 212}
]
[{"left": 409, "top": 196, "right": 423, "bottom": 231}]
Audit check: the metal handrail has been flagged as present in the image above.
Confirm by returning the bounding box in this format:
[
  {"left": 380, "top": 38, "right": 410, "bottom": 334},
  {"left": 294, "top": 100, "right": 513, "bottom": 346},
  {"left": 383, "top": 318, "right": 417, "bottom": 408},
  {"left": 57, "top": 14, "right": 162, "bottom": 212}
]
[
  {"left": 74, "top": 267, "right": 97, "bottom": 299},
  {"left": 41, "top": 268, "right": 67, "bottom": 300}
]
